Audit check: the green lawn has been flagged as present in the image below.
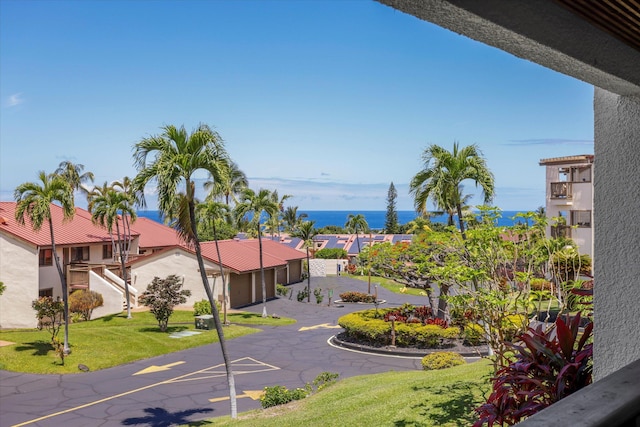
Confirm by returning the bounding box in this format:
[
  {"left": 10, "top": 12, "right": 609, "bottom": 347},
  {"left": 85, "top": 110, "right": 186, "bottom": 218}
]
[
  {"left": 0, "top": 310, "right": 295, "bottom": 374},
  {"left": 348, "top": 274, "right": 427, "bottom": 296},
  {"left": 191, "top": 359, "right": 493, "bottom": 427}
]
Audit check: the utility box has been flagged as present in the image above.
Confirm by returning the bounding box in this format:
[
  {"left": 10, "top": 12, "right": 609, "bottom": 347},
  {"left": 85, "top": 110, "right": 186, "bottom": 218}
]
[{"left": 195, "top": 315, "right": 214, "bottom": 330}]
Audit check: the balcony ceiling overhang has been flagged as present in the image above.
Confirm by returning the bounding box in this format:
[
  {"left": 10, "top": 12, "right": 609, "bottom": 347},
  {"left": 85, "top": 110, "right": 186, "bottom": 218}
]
[{"left": 376, "top": 0, "right": 640, "bottom": 95}]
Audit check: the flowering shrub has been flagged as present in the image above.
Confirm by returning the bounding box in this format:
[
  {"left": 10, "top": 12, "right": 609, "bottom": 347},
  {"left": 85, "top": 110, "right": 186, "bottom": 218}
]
[
  {"left": 474, "top": 313, "right": 593, "bottom": 426},
  {"left": 69, "top": 290, "right": 103, "bottom": 321},
  {"left": 139, "top": 275, "right": 191, "bottom": 332},
  {"left": 383, "top": 304, "right": 449, "bottom": 328},
  {"left": 339, "top": 291, "right": 376, "bottom": 303}
]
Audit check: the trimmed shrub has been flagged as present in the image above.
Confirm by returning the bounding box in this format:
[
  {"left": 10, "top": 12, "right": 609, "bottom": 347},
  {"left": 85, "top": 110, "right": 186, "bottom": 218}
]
[
  {"left": 315, "top": 248, "right": 348, "bottom": 259},
  {"left": 464, "top": 323, "right": 485, "bottom": 346},
  {"left": 261, "top": 385, "right": 311, "bottom": 409},
  {"left": 421, "top": 352, "right": 466, "bottom": 370},
  {"left": 69, "top": 289, "right": 104, "bottom": 321},
  {"left": 193, "top": 299, "right": 221, "bottom": 316},
  {"left": 339, "top": 291, "right": 376, "bottom": 303},
  {"left": 276, "top": 284, "right": 289, "bottom": 297},
  {"left": 502, "top": 314, "right": 528, "bottom": 342}
]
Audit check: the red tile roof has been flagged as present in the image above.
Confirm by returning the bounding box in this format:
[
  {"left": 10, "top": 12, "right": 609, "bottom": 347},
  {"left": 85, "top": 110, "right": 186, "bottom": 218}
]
[
  {"left": 0, "top": 201, "right": 128, "bottom": 247},
  {"left": 200, "top": 239, "right": 289, "bottom": 273},
  {"left": 130, "top": 216, "right": 184, "bottom": 249}
]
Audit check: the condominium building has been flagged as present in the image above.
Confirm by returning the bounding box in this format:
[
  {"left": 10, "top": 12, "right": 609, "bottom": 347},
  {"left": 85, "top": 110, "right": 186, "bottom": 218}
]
[{"left": 539, "top": 154, "right": 594, "bottom": 259}]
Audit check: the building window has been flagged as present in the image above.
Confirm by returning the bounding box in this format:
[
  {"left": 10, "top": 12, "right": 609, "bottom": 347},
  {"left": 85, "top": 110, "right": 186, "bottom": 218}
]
[
  {"left": 71, "top": 246, "right": 90, "bottom": 262},
  {"left": 571, "top": 210, "right": 591, "bottom": 228},
  {"left": 39, "top": 288, "right": 53, "bottom": 298},
  {"left": 39, "top": 248, "right": 53, "bottom": 266},
  {"left": 560, "top": 166, "right": 591, "bottom": 183},
  {"left": 103, "top": 244, "right": 113, "bottom": 260}
]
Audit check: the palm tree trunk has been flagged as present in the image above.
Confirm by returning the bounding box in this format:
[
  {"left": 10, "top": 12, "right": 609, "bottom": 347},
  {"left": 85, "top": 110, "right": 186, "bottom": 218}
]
[
  {"left": 49, "top": 218, "right": 70, "bottom": 354},
  {"left": 258, "top": 223, "right": 268, "bottom": 317},
  {"left": 116, "top": 220, "right": 132, "bottom": 319},
  {"left": 189, "top": 199, "right": 237, "bottom": 418},
  {"left": 456, "top": 203, "right": 467, "bottom": 240},
  {"left": 306, "top": 245, "right": 311, "bottom": 303},
  {"left": 212, "top": 219, "right": 228, "bottom": 325}
]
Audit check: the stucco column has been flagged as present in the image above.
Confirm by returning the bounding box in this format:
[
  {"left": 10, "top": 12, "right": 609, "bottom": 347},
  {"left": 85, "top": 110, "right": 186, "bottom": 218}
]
[{"left": 593, "top": 88, "right": 640, "bottom": 380}]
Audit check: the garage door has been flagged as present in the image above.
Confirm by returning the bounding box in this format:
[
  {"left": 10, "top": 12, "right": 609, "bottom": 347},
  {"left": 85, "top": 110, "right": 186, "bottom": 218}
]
[{"left": 229, "top": 273, "right": 252, "bottom": 308}]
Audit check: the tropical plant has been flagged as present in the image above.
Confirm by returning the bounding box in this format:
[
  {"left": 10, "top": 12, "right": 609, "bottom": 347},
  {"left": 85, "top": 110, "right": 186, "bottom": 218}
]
[
  {"left": 291, "top": 220, "right": 317, "bottom": 303},
  {"left": 234, "top": 188, "right": 279, "bottom": 316},
  {"left": 132, "top": 123, "right": 238, "bottom": 417},
  {"left": 474, "top": 314, "right": 593, "bottom": 426},
  {"left": 282, "top": 206, "right": 308, "bottom": 232},
  {"left": 88, "top": 185, "right": 137, "bottom": 318},
  {"left": 139, "top": 275, "right": 192, "bottom": 332},
  {"left": 314, "top": 248, "right": 347, "bottom": 259},
  {"left": 345, "top": 213, "right": 369, "bottom": 253},
  {"left": 204, "top": 160, "right": 248, "bottom": 206},
  {"left": 409, "top": 142, "right": 494, "bottom": 238},
  {"left": 69, "top": 289, "right": 104, "bottom": 321},
  {"left": 385, "top": 182, "right": 399, "bottom": 234},
  {"left": 0, "top": 281, "right": 5, "bottom": 296},
  {"left": 55, "top": 160, "right": 94, "bottom": 199},
  {"left": 112, "top": 176, "right": 143, "bottom": 259},
  {"left": 15, "top": 171, "right": 74, "bottom": 354}
]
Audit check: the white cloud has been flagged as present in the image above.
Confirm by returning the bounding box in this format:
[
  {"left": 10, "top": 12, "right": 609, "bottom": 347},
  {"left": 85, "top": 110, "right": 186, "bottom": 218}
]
[{"left": 4, "top": 93, "right": 25, "bottom": 108}]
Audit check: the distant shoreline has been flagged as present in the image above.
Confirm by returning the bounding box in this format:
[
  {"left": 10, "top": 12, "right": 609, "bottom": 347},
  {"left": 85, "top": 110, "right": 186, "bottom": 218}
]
[{"left": 138, "top": 209, "right": 532, "bottom": 230}]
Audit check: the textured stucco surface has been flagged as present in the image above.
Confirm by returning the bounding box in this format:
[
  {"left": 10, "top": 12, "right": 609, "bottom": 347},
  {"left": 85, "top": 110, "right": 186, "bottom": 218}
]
[
  {"left": 0, "top": 234, "right": 38, "bottom": 328},
  {"left": 593, "top": 89, "right": 640, "bottom": 379}
]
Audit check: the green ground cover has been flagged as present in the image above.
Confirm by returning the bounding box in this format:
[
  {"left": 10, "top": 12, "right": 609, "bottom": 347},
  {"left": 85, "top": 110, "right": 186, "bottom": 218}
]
[
  {"left": 192, "top": 359, "right": 492, "bottom": 426},
  {"left": 0, "top": 310, "right": 294, "bottom": 374},
  {"left": 348, "top": 275, "right": 427, "bottom": 296}
]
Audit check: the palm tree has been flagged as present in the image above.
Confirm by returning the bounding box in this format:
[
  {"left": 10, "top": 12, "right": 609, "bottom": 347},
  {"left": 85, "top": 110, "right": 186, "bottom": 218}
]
[
  {"left": 112, "top": 176, "right": 143, "bottom": 260},
  {"left": 345, "top": 213, "right": 369, "bottom": 253},
  {"left": 196, "top": 199, "right": 231, "bottom": 324},
  {"left": 14, "top": 171, "right": 74, "bottom": 353},
  {"left": 270, "top": 190, "right": 291, "bottom": 238},
  {"left": 55, "top": 161, "right": 94, "bottom": 199},
  {"left": 409, "top": 142, "right": 494, "bottom": 239},
  {"left": 282, "top": 206, "right": 308, "bottom": 233},
  {"left": 204, "top": 160, "right": 248, "bottom": 206},
  {"left": 291, "top": 220, "right": 317, "bottom": 303},
  {"left": 234, "top": 188, "right": 278, "bottom": 317},
  {"left": 132, "top": 123, "right": 238, "bottom": 418},
  {"left": 88, "top": 186, "right": 137, "bottom": 318}
]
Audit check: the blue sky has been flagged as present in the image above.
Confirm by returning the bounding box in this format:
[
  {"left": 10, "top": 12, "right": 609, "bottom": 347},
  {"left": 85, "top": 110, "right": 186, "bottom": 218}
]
[{"left": 0, "top": 0, "right": 594, "bottom": 212}]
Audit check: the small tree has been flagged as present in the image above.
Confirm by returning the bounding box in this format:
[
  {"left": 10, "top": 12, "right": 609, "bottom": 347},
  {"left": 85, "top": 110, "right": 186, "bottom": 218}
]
[
  {"left": 139, "top": 275, "right": 192, "bottom": 332},
  {"left": 32, "top": 296, "right": 65, "bottom": 342},
  {"left": 385, "top": 182, "right": 399, "bottom": 234},
  {"left": 69, "top": 290, "right": 104, "bottom": 321}
]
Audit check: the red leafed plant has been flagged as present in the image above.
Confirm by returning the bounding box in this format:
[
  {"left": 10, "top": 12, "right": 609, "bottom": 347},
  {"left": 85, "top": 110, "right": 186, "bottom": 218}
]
[{"left": 474, "top": 313, "right": 593, "bottom": 426}]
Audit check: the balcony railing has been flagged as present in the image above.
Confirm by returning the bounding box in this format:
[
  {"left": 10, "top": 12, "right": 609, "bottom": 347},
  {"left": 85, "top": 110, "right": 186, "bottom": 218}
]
[
  {"left": 550, "top": 182, "right": 572, "bottom": 199},
  {"left": 551, "top": 225, "right": 572, "bottom": 239}
]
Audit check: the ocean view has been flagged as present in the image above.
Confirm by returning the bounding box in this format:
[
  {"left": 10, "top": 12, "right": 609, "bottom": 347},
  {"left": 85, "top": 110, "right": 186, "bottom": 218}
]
[{"left": 137, "top": 210, "right": 529, "bottom": 230}]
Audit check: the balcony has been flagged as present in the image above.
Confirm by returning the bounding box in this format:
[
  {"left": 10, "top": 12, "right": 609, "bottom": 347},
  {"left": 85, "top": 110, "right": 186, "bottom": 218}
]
[
  {"left": 551, "top": 225, "right": 572, "bottom": 239},
  {"left": 550, "top": 182, "right": 572, "bottom": 199}
]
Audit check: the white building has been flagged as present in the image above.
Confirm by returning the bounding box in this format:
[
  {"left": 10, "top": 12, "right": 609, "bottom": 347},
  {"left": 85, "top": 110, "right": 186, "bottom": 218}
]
[{"left": 540, "top": 154, "right": 594, "bottom": 259}]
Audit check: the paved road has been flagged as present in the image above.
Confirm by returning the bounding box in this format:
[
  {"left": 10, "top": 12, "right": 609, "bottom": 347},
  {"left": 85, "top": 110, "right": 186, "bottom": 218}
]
[{"left": 0, "top": 276, "right": 432, "bottom": 427}]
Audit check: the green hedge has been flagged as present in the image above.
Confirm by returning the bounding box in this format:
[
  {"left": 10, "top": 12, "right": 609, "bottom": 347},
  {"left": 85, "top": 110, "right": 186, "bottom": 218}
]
[
  {"left": 315, "top": 248, "right": 348, "bottom": 259},
  {"left": 338, "top": 309, "right": 460, "bottom": 348}
]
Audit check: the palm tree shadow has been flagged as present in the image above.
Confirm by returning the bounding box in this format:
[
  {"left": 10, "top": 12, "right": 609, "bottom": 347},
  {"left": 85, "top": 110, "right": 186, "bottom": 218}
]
[
  {"left": 394, "top": 381, "right": 487, "bottom": 427},
  {"left": 14, "top": 341, "right": 54, "bottom": 356},
  {"left": 121, "top": 407, "right": 213, "bottom": 427}
]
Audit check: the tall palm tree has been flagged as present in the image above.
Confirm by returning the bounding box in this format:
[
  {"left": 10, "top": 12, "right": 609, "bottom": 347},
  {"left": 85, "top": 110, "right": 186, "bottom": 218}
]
[
  {"left": 132, "top": 123, "right": 238, "bottom": 418},
  {"left": 204, "top": 160, "right": 248, "bottom": 206},
  {"left": 282, "top": 206, "right": 308, "bottom": 233},
  {"left": 196, "top": 199, "right": 231, "bottom": 324},
  {"left": 112, "top": 176, "right": 143, "bottom": 260},
  {"left": 345, "top": 213, "right": 369, "bottom": 253},
  {"left": 291, "top": 220, "right": 317, "bottom": 303},
  {"left": 270, "top": 190, "right": 291, "bottom": 238},
  {"left": 409, "top": 142, "right": 494, "bottom": 239},
  {"left": 88, "top": 186, "right": 137, "bottom": 318},
  {"left": 234, "top": 188, "right": 278, "bottom": 317},
  {"left": 14, "top": 171, "right": 74, "bottom": 353},
  {"left": 55, "top": 161, "right": 94, "bottom": 200}
]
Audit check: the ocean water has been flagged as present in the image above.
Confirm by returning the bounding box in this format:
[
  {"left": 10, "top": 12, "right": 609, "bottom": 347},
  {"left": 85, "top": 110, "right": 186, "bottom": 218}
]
[{"left": 137, "top": 210, "right": 530, "bottom": 230}]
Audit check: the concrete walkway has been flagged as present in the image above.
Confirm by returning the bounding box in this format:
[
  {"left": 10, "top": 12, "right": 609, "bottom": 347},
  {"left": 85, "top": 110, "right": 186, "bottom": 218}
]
[{"left": 0, "top": 276, "right": 438, "bottom": 427}]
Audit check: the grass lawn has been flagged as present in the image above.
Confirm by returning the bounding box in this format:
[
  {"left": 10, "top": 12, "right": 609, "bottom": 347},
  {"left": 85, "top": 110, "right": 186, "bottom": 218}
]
[
  {"left": 347, "top": 274, "right": 426, "bottom": 296},
  {"left": 190, "top": 359, "right": 493, "bottom": 427},
  {"left": 0, "top": 310, "right": 295, "bottom": 374}
]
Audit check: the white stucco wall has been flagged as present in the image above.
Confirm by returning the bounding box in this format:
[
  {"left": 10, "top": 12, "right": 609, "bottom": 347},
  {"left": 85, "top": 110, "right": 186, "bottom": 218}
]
[
  {"left": 309, "top": 259, "right": 326, "bottom": 277},
  {"left": 88, "top": 271, "right": 125, "bottom": 319},
  {"left": 0, "top": 234, "right": 39, "bottom": 329},
  {"left": 594, "top": 89, "right": 640, "bottom": 379},
  {"left": 131, "top": 248, "right": 223, "bottom": 308}
]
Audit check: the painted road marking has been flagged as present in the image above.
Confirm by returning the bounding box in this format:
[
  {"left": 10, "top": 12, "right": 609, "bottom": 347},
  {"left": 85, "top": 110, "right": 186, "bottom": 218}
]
[
  {"left": 298, "top": 323, "right": 342, "bottom": 331},
  {"left": 209, "top": 390, "right": 264, "bottom": 403},
  {"left": 133, "top": 361, "right": 186, "bottom": 375},
  {"left": 11, "top": 357, "right": 280, "bottom": 427}
]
